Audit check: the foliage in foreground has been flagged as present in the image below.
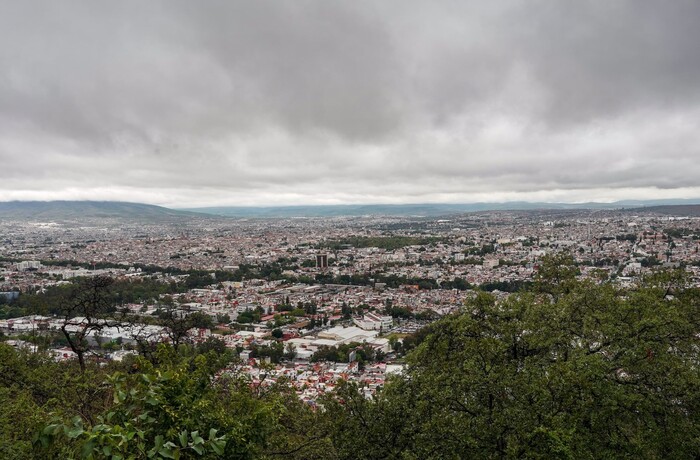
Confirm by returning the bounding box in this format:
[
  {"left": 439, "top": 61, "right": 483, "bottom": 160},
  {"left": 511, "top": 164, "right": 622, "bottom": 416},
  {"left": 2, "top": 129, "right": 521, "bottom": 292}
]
[
  {"left": 1, "top": 344, "right": 328, "bottom": 460},
  {"left": 325, "top": 260, "right": 700, "bottom": 458}
]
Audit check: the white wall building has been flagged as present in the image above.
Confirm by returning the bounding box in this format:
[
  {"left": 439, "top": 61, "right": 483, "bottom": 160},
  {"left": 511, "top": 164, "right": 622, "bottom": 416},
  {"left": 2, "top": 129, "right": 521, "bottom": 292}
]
[{"left": 353, "top": 313, "right": 393, "bottom": 331}]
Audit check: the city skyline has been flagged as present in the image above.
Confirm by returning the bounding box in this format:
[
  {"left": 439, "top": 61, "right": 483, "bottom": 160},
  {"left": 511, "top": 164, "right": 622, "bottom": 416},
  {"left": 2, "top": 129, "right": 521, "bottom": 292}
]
[{"left": 2, "top": 1, "right": 700, "bottom": 207}]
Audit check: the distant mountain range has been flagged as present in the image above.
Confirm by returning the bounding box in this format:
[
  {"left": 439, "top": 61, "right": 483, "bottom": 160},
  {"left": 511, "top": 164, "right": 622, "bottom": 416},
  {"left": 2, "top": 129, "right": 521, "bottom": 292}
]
[
  {"left": 1, "top": 199, "right": 699, "bottom": 222},
  {"left": 184, "top": 199, "right": 700, "bottom": 218},
  {"left": 0, "top": 201, "right": 207, "bottom": 221},
  {"left": 626, "top": 204, "right": 700, "bottom": 217}
]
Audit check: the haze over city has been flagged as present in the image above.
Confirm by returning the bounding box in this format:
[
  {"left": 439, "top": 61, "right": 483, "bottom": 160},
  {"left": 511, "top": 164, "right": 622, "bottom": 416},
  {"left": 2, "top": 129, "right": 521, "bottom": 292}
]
[{"left": 2, "top": 1, "right": 700, "bottom": 208}]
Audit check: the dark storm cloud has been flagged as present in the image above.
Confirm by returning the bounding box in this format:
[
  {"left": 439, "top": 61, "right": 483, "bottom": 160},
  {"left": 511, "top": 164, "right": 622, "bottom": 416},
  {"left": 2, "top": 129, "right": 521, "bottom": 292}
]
[{"left": 0, "top": 1, "right": 699, "bottom": 206}]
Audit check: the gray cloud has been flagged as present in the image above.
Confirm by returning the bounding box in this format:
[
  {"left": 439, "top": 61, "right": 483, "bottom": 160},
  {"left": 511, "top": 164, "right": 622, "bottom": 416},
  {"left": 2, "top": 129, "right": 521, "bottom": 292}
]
[{"left": 0, "top": 1, "right": 699, "bottom": 207}]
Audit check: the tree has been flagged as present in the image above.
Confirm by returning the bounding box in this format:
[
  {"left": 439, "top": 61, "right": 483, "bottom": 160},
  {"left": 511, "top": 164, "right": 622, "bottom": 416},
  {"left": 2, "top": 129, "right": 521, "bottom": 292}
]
[
  {"left": 57, "top": 276, "right": 124, "bottom": 372},
  {"left": 0, "top": 343, "right": 113, "bottom": 459},
  {"left": 37, "top": 349, "right": 274, "bottom": 459},
  {"left": 215, "top": 313, "right": 231, "bottom": 325},
  {"left": 5, "top": 344, "right": 325, "bottom": 460},
  {"left": 271, "top": 328, "right": 284, "bottom": 339},
  {"left": 321, "top": 379, "right": 421, "bottom": 460},
  {"left": 534, "top": 252, "right": 579, "bottom": 300},
  {"left": 197, "top": 337, "right": 228, "bottom": 355},
  {"left": 158, "top": 309, "right": 214, "bottom": 351},
  {"left": 324, "top": 267, "right": 700, "bottom": 458},
  {"left": 284, "top": 343, "right": 297, "bottom": 361}
]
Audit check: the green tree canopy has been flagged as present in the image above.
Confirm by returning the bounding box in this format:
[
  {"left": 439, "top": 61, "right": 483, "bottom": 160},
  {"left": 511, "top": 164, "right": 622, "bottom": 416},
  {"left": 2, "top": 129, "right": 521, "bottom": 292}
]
[{"left": 324, "top": 269, "right": 700, "bottom": 458}]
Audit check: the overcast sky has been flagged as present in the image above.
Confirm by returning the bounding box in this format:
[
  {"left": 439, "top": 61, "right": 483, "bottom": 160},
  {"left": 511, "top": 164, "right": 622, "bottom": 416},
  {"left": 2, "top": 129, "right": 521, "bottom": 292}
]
[{"left": 1, "top": 1, "right": 700, "bottom": 208}]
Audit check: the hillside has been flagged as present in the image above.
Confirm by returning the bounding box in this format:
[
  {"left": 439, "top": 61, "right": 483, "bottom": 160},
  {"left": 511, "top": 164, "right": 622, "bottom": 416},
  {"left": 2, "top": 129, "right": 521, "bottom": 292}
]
[
  {"left": 0, "top": 201, "right": 208, "bottom": 222},
  {"left": 628, "top": 204, "right": 700, "bottom": 217},
  {"left": 185, "top": 202, "right": 597, "bottom": 218},
  {"left": 184, "top": 199, "right": 700, "bottom": 218}
]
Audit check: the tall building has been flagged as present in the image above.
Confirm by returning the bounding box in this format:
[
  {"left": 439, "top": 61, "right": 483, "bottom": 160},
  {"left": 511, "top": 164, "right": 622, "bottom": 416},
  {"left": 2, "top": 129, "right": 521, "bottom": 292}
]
[{"left": 315, "top": 254, "right": 328, "bottom": 268}]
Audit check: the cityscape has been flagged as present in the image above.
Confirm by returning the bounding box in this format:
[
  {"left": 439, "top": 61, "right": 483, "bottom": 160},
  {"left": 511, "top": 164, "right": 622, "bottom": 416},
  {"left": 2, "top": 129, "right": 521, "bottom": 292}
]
[
  {"left": 3, "top": 0, "right": 700, "bottom": 458},
  {"left": 3, "top": 205, "right": 700, "bottom": 404}
]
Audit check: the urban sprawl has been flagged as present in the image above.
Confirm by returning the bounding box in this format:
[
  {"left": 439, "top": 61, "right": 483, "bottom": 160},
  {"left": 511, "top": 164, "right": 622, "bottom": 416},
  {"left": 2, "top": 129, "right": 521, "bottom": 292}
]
[{"left": 2, "top": 209, "right": 699, "bottom": 403}]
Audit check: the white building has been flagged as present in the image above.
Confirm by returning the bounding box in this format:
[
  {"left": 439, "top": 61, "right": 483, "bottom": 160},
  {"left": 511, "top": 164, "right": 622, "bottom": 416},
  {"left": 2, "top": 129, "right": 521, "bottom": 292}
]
[
  {"left": 353, "top": 313, "right": 393, "bottom": 332},
  {"left": 317, "top": 325, "right": 379, "bottom": 344}
]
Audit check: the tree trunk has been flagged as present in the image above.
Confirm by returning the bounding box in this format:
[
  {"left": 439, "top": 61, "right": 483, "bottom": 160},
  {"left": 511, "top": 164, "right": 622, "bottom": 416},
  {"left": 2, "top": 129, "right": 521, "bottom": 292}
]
[{"left": 62, "top": 325, "right": 87, "bottom": 372}]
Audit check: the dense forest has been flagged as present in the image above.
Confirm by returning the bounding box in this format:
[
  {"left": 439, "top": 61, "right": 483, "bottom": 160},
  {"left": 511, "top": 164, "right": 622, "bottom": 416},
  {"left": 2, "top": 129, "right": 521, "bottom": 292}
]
[{"left": 3, "top": 256, "right": 700, "bottom": 458}]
